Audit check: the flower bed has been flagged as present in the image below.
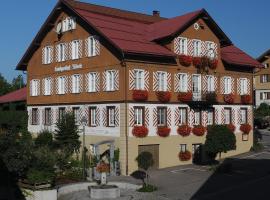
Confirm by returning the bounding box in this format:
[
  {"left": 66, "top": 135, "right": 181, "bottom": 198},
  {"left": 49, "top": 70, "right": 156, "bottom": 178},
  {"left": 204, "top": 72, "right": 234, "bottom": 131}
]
[
  {"left": 193, "top": 57, "right": 202, "bottom": 68},
  {"left": 179, "top": 54, "right": 192, "bottom": 67},
  {"left": 209, "top": 59, "right": 218, "bottom": 69},
  {"left": 132, "top": 126, "right": 148, "bottom": 138},
  {"left": 156, "top": 91, "right": 171, "bottom": 102},
  {"left": 157, "top": 126, "right": 171, "bottom": 137},
  {"left": 177, "top": 125, "right": 191, "bottom": 137},
  {"left": 178, "top": 91, "right": 192, "bottom": 102},
  {"left": 241, "top": 94, "right": 251, "bottom": 104},
  {"left": 226, "top": 123, "right": 236, "bottom": 132},
  {"left": 192, "top": 125, "right": 206, "bottom": 136},
  {"left": 240, "top": 124, "right": 252, "bottom": 134},
  {"left": 224, "top": 93, "right": 234, "bottom": 104},
  {"left": 178, "top": 151, "right": 192, "bottom": 161},
  {"left": 132, "top": 90, "right": 148, "bottom": 101}
]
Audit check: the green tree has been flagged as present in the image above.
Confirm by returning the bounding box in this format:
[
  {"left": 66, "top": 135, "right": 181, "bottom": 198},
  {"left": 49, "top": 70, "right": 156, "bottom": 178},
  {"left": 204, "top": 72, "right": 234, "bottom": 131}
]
[
  {"left": 205, "top": 125, "right": 236, "bottom": 160},
  {"left": 254, "top": 103, "right": 270, "bottom": 118},
  {"left": 0, "top": 73, "right": 11, "bottom": 95},
  {"left": 35, "top": 130, "right": 53, "bottom": 147},
  {"left": 10, "top": 75, "right": 25, "bottom": 91},
  {"left": 135, "top": 151, "right": 154, "bottom": 186}
]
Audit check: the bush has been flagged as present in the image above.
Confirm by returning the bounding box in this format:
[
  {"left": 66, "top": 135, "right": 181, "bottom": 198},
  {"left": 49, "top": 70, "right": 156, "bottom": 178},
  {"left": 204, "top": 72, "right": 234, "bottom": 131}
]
[
  {"left": 137, "top": 184, "right": 157, "bottom": 192},
  {"left": 136, "top": 152, "right": 154, "bottom": 171},
  {"left": 35, "top": 130, "right": 53, "bottom": 147},
  {"left": 26, "top": 168, "right": 54, "bottom": 184}
]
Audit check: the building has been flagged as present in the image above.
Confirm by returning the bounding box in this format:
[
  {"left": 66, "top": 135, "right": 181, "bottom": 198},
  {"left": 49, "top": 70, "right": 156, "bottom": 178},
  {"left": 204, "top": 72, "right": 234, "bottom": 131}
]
[
  {"left": 255, "top": 49, "right": 270, "bottom": 107},
  {"left": 16, "top": 0, "right": 261, "bottom": 175}
]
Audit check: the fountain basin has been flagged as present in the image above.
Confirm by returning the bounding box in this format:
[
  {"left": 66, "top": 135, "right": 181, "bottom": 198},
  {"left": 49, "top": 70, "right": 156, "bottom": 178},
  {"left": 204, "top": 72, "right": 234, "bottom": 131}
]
[{"left": 88, "top": 185, "right": 120, "bottom": 199}]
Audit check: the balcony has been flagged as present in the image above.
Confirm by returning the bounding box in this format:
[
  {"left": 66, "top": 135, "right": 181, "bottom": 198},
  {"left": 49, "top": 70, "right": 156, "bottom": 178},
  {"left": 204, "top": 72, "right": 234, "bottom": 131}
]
[{"left": 188, "top": 91, "right": 217, "bottom": 108}]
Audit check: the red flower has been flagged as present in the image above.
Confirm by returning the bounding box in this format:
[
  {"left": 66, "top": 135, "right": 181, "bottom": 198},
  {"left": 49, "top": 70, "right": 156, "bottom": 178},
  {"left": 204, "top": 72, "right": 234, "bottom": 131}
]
[
  {"left": 209, "top": 59, "right": 218, "bottom": 69},
  {"left": 96, "top": 162, "right": 110, "bottom": 173},
  {"left": 178, "top": 91, "right": 192, "bottom": 102},
  {"left": 178, "top": 151, "right": 192, "bottom": 161},
  {"left": 224, "top": 93, "right": 234, "bottom": 104},
  {"left": 132, "top": 90, "right": 148, "bottom": 101},
  {"left": 179, "top": 54, "right": 192, "bottom": 67},
  {"left": 192, "top": 125, "right": 206, "bottom": 136},
  {"left": 241, "top": 95, "right": 251, "bottom": 104},
  {"left": 132, "top": 126, "right": 148, "bottom": 138},
  {"left": 157, "top": 126, "right": 171, "bottom": 137},
  {"left": 193, "top": 57, "right": 202, "bottom": 68},
  {"left": 156, "top": 91, "right": 171, "bottom": 102},
  {"left": 240, "top": 124, "right": 252, "bottom": 134},
  {"left": 177, "top": 125, "right": 191, "bottom": 137},
  {"left": 226, "top": 124, "right": 236, "bottom": 132}
]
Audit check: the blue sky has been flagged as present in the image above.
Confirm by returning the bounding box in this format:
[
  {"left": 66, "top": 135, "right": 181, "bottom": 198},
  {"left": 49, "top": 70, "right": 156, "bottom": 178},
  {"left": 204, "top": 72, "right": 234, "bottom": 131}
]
[{"left": 0, "top": 0, "right": 269, "bottom": 82}]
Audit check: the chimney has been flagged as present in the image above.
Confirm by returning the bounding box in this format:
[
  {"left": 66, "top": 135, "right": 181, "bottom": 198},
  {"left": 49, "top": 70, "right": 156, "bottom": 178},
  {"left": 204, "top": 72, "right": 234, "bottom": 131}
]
[{"left": 153, "top": 10, "right": 160, "bottom": 17}]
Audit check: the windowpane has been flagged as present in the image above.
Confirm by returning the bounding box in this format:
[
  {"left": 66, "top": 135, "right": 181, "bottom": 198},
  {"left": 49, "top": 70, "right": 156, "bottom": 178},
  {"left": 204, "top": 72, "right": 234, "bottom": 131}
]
[
  {"left": 207, "top": 76, "right": 214, "bottom": 92},
  {"left": 179, "top": 73, "right": 187, "bottom": 92},
  {"left": 179, "top": 107, "right": 187, "bottom": 125},
  {"left": 72, "top": 107, "right": 80, "bottom": 124},
  {"left": 207, "top": 109, "right": 214, "bottom": 125},
  {"left": 157, "top": 107, "right": 167, "bottom": 126},
  {"left": 135, "top": 70, "right": 144, "bottom": 90},
  {"left": 193, "top": 40, "right": 201, "bottom": 57},
  {"left": 58, "top": 107, "right": 65, "bottom": 122},
  {"left": 224, "top": 77, "right": 232, "bottom": 94},
  {"left": 224, "top": 108, "right": 231, "bottom": 124},
  {"left": 194, "top": 110, "right": 201, "bottom": 125},
  {"left": 89, "top": 107, "right": 97, "bottom": 126},
  {"left": 72, "top": 74, "right": 80, "bottom": 93},
  {"left": 32, "top": 108, "right": 38, "bottom": 125},
  {"left": 45, "top": 108, "right": 51, "bottom": 125},
  {"left": 107, "top": 107, "right": 115, "bottom": 126},
  {"left": 134, "top": 107, "right": 144, "bottom": 126},
  {"left": 106, "top": 70, "right": 115, "bottom": 91},
  {"left": 179, "top": 38, "right": 187, "bottom": 55},
  {"left": 240, "top": 108, "right": 247, "bottom": 124},
  {"left": 180, "top": 144, "right": 187, "bottom": 152},
  {"left": 72, "top": 40, "right": 79, "bottom": 60},
  {"left": 157, "top": 72, "right": 167, "bottom": 91}
]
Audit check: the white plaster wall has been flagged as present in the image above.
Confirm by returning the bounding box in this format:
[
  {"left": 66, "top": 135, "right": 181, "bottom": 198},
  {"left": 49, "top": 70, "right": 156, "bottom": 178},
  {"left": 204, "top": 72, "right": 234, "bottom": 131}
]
[{"left": 255, "top": 90, "right": 270, "bottom": 107}]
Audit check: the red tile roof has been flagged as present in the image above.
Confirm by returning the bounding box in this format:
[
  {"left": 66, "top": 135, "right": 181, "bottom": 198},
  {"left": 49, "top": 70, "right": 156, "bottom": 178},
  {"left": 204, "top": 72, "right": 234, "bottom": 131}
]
[
  {"left": 221, "top": 45, "right": 263, "bottom": 68},
  {"left": 0, "top": 87, "right": 27, "bottom": 104}
]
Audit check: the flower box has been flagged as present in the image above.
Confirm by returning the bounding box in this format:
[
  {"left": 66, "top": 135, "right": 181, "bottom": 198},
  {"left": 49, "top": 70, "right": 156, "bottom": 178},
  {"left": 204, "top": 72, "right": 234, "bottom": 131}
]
[
  {"left": 240, "top": 124, "right": 252, "bottom": 134},
  {"left": 179, "top": 54, "right": 192, "bottom": 67},
  {"left": 193, "top": 56, "right": 202, "bottom": 68},
  {"left": 177, "top": 125, "right": 191, "bottom": 137},
  {"left": 178, "top": 151, "right": 192, "bottom": 161},
  {"left": 241, "top": 94, "right": 251, "bottom": 104},
  {"left": 157, "top": 126, "right": 171, "bottom": 137},
  {"left": 224, "top": 93, "right": 234, "bottom": 104},
  {"left": 178, "top": 91, "right": 192, "bottom": 102},
  {"left": 192, "top": 125, "right": 206, "bottom": 136},
  {"left": 132, "top": 90, "right": 148, "bottom": 101},
  {"left": 132, "top": 126, "right": 148, "bottom": 138},
  {"left": 156, "top": 91, "right": 171, "bottom": 102},
  {"left": 226, "top": 123, "right": 236, "bottom": 132},
  {"left": 96, "top": 162, "right": 110, "bottom": 173},
  {"left": 209, "top": 59, "right": 218, "bottom": 69}
]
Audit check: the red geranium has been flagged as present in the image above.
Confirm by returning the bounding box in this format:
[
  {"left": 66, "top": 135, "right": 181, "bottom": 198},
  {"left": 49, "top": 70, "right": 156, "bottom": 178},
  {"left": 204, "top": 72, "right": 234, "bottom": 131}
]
[
  {"left": 209, "top": 59, "right": 218, "bottom": 69},
  {"left": 178, "top": 151, "right": 192, "bottom": 161},
  {"left": 132, "top": 126, "right": 148, "bottom": 138},
  {"left": 177, "top": 125, "right": 192, "bottom": 137},
  {"left": 157, "top": 126, "right": 171, "bottom": 137},
  {"left": 178, "top": 91, "right": 192, "bottom": 102},
  {"left": 240, "top": 124, "right": 252, "bottom": 134},
  {"left": 224, "top": 93, "right": 234, "bottom": 104},
  {"left": 179, "top": 54, "right": 192, "bottom": 67},
  {"left": 192, "top": 125, "right": 206, "bottom": 136},
  {"left": 96, "top": 162, "right": 110, "bottom": 173},
  {"left": 226, "top": 123, "right": 236, "bottom": 132},
  {"left": 156, "top": 91, "right": 171, "bottom": 102},
  {"left": 241, "top": 94, "right": 251, "bottom": 104},
  {"left": 132, "top": 90, "right": 148, "bottom": 101},
  {"left": 193, "top": 57, "right": 202, "bottom": 68}
]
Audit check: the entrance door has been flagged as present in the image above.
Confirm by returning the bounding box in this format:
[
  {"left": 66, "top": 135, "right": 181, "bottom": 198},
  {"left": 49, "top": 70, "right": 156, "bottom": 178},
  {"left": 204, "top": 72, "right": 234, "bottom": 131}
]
[
  {"left": 192, "top": 143, "right": 202, "bottom": 164},
  {"left": 138, "top": 145, "right": 159, "bottom": 169}
]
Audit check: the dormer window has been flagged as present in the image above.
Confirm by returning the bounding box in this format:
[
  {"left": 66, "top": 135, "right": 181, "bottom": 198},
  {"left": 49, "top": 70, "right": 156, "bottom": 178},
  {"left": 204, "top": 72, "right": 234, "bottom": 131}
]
[
  {"left": 62, "top": 17, "right": 76, "bottom": 32},
  {"left": 179, "top": 37, "right": 187, "bottom": 55},
  {"left": 193, "top": 39, "right": 201, "bottom": 57}
]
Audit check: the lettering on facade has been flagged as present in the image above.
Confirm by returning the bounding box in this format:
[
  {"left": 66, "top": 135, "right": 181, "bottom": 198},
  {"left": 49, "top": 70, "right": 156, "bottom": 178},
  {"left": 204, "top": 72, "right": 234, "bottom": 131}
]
[{"left": 55, "top": 64, "right": 82, "bottom": 72}]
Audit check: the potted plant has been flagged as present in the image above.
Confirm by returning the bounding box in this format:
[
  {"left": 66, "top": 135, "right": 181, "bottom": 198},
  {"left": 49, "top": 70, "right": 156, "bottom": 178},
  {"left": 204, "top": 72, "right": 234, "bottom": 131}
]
[
  {"left": 226, "top": 123, "right": 236, "bottom": 132},
  {"left": 240, "top": 124, "right": 252, "bottom": 134},
  {"left": 177, "top": 124, "right": 191, "bottom": 137},
  {"left": 178, "top": 91, "right": 192, "bottom": 102},
  {"left": 241, "top": 94, "right": 251, "bottom": 104},
  {"left": 157, "top": 126, "right": 171, "bottom": 137},
  {"left": 156, "top": 91, "right": 171, "bottom": 102},
  {"left": 192, "top": 125, "right": 206, "bottom": 136},
  {"left": 205, "top": 92, "right": 217, "bottom": 103},
  {"left": 209, "top": 59, "right": 218, "bottom": 69},
  {"left": 178, "top": 150, "right": 192, "bottom": 161},
  {"left": 193, "top": 56, "right": 202, "bottom": 68},
  {"left": 179, "top": 54, "right": 192, "bottom": 67},
  {"left": 132, "top": 90, "right": 148, "bottom": 101},
  {"left": 224, "top": 93, "right": 234, "bottom": 104},
  {"left": 96, "top": 161, "right": 110, "bottom": 185},
  {"left": 132, "top": 126, "right": 148, "bottom": 138}
]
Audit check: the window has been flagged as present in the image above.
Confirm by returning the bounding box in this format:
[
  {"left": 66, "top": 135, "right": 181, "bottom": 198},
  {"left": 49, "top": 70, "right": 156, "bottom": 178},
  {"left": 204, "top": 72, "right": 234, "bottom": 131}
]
[
  {"left": 89, "top": 107, "right": 97, "bottom": 127},
  {"left": 44, "top": 78, "right": 51, "bottom": 96},
  {"left": 134, "top": 107, "right": 144, "bottom": 126},
  {"left": 87, "top": 36, "right": 98, "bottom": 57},
  {"left": 224, "top": 77, "right": 232, "bottom": 94},
  {"left": 178, "top": 73, "right": 187, "bottom": 92},
  {"left": 58, "top": 76, "right": 66, "bottom": 94},
  {"left": 72, "top": 107, "right": 80, "bottom": 124},
  {"left": 157, "top": 71, "right": 167, "bottom": 91},
  {"left": 72, "top": 74, "right": 80, "bottom": 94},
  {"left": 263, "top": 63, "right": 269, "bottom": 69},
  {"left": 239, "top": 78, "right": 248, "bottom": 95},
  {"left": 178, "top": 37, "right": 187, "bottom": 55},
  {"left": 71, "top": 40, "right": 80, "bottom": 60},
  {"left": 260, "top": 92, "right": 270, "bottom": 100},
  {"left": 206, "top": 41, "right": 215, "bottom": 59},
  {"left": 206, "top": 75, "right": 214, "bottom": 92},
  {"left": 192, "top": 144, "right": 201, "bottom": 154},
  {"left": 193, "top": 40, "right": 201, "bottom": 57},
  {"left": 260, "top": 74, "right": 269, "bottom": 83},
  {"left": 134, "top": 69, "right": 145, "bottom": 90},
  {"left": 240, "top": 108, "right": 247, "bottom": 124},
  {"left": 88, "top": 72, "right": 97, "bottom": 92},
  {"left": 57, "top": 43, "right": 66, "bottom": 62},
  {"left": 194, "top": 110, "right": 201, "bottom": 125},
  {"left": 179, "top": 107, "right": 187, "bottom": 125},
  {"left": 62, "top": 17, "right": 76, "bottom": 32},
  {"left": 107, "top": 106, "right": 115, "bottom": 127},
  {"left": 58, "top": 107, "right": 65, "bottom": 122},
  {"left": 45, "top": 108, "right": 51, "bottom": 125},
  {"left": 192, "top": 74, "right": 201, "bottom": 100},
  {"left": 180, "top": 144, "right": 187, "bottom": 152},
  {"left": 105, "top": 70, "right": 115, "bottom": 91},
  {"left": 207, "top": 109, "right": 214, "bottom": 125},
  {"left": 224, "top": 108, "right": 231, "bottom": 125},
  {"left": 31, "top": 80, "right": 39, "bottom": 96},
  {"left": 157, "top": 107, "right": 167, "bottom": 126},
  {"left": 44, "top": 46, "right": 52, "bottom": 64},
  {"left": 32, "top": 108, "right": 38, "bottom": 125}
]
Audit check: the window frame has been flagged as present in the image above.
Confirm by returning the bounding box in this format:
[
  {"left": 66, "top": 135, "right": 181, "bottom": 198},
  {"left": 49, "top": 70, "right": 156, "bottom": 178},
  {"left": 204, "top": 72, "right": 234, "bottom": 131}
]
[
  {"left": 178, "top": 73, "right": 188, "bottom": 92},
  {"left": 178, "top": 37, "right": 188, "bottom": 55},
  {"left": 157, "top": 71, "right": 167, "bottom": 92},
  {"left": 105, "top": 70, "right": 116, "bottom": 91},
  {"left": 44, "top": 77, "right": 51, "bottom": 96},
  {"left": 157, "top": 107, "right": 167, "bottom": 127},
  {"left": 239, "top": 78, "right": 248, "bottom": 95},
  {"left": 224, "top": 107, "right": 232, "bottom": 125},
  {"left": 240, "top": 108, "right": 247, "bottom": 124},
  {"left": 89, "top": 107, "right": 97, "bottom": 127},
  {"left": 107, "top": 106, "right": 116, "bottom": 127},
  {"left": 72, "top": 107, "right": 80, "bottom": 124},
  {"left": 58, "top": 107, "right": 66, "bottom": 122},
  {"left": 72, "top": 74, "right": 80, "bottom": 94},
  {"left": 58, "top": 76, "right": 65, "bottom": 95},
  {"left": 134, "top": 69, "right": 145, "bottom": 90},
  {"left": 71, "top": 40, "right": 79, "bottom": 60},
  {"left": 179, "top": 107, "right": 188, "bottom": 125},
  {"left": 180, "top": 144, "right": 187, "bottom": 152},
  {"left": 32, "top": 108, "right": 38, "bottom": 125},
  {"left": 194, "top": 109, "right": 201, "bottom": 125},
  {"left": 206, "top": 108, "right": 215, "bottom": 125},
  {"left": 224, "top": 76, "right": 232, "bottom": 94},
  {"left": 206, "top": 75, "right": 215, "bottom": 92},
  {"left": 31, "top": 79, "right": 39, "bottom": 96},
  {"left": 88, "top": 72, "right": 97, "bottom": 92},
  {"left": 134, "top": 106, "right": 145, "bottom": 126},
  {"left": 193, "top": 39, "right": 202, "bottom": 57},
  {"left": 44, "top": 46, "right": 52, "bottom": 64},
  {"left": 44, "top": 108, "right": 52, "bottom": 126}
]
